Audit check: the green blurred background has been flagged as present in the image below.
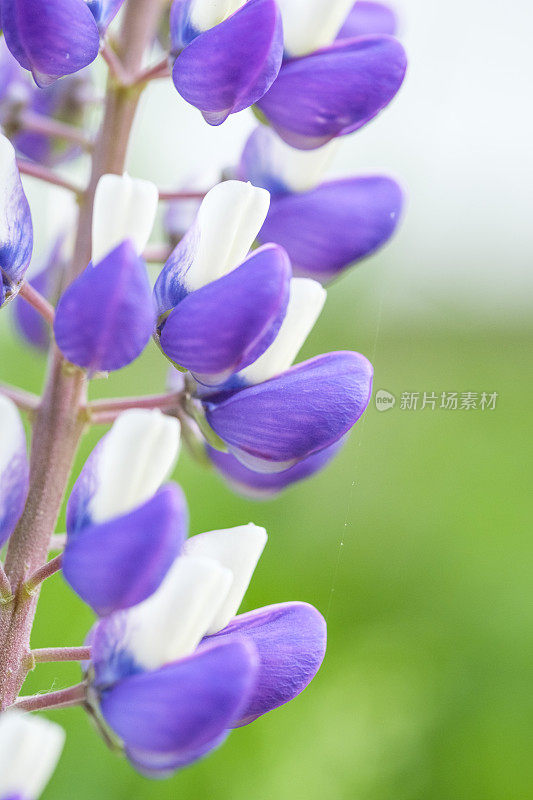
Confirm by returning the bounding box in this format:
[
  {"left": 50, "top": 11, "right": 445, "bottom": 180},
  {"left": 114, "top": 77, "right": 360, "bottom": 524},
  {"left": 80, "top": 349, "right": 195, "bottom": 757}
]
[
  {"left": 2, "top": 0, "right": 533, "bottom": 796},
  {"left": 2, "top": 264, "right": 532, "bottom": 800}
]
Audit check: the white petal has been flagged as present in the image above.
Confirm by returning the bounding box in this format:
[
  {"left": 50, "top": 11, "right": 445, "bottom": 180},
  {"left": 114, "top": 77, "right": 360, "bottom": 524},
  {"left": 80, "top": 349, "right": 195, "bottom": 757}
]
[
  {"left": 183, "top": 180, "right": 270, "bottom": 292},
  {"left": 276, "top": 0, "right": 355, "bottom": 56},
  {"left": 189, "top": 0, "right": 246, "bottom": 30},
  {"left": 250, "top": 126, "right": 338, "bottom": 193},
  {"left": 238, "top": 277, "right": 326, "bottom": 385},
  {"left": 92, "top": 173, "right": 158, "bottom": 264},
  {"left": 185, "top": 523, "right": 267, "bottom": 633},
  {"left": 124, "top": 555, "right": 233, "bottom": 670},
  {"left": 0, "top": 395, "right": 26, "bottom": 478},
  {"left": 0, "top": 711, "right": 65, "bottom": 798},
  {"left": 89, "top": 409, "right": 180, "bottom": 524}
]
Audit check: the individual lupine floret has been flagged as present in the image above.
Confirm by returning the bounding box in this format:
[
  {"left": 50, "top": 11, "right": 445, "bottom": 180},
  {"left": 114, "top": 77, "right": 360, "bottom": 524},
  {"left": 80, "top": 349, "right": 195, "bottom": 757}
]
[
  {"left": 0, "top": 395, "right": 29, "bottom": 549},
  {"left": 170, "top": 0, "right": 283, "bottom": 125},
  {"left": 0, "top": 711, "right": 65, "bottom": 799},
  {"left": 239, "top": 125, "right": 404, "bottom": 283},
  {"left": 0, "top": 0, "right": 125, "bottom": 87},
  {"left": 0, "top": 133, "right": 33, "bottom": 307},
  {"left": 53, "top": 174, "right": 158, "bottom": 374},
  {"left": 154, "top": 180, "right": 291, "bottom": 387},
  {"left": 255, "top": 0, "right": 406, "bottom": 149},
  {"left": 87, "top": 524, "right": 326, "bottom": 776},
  {"left": 199, "top": 277, "right": 373, "bottom": 472},
  {"left": 62, "top": 409, "right": 185, "bottom": 616}
]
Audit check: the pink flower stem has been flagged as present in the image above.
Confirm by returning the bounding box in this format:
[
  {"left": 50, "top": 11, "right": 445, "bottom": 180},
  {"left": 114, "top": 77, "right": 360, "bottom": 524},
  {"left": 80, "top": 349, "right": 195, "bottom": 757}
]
[
  {"left": 158, "top": 189, "right": 208, "bottom": 201},
  {"left": 16, "top": 159, "right": 84, "bottom": 195},
  {"left": 12, "top": 682, "right": 88, "bottom": 712},
  {"left": 135, "top": 56, "right": 171, "bottom": 84},
  {"left": 24, "top": 554, "right": 63, "bottom": 594},
  {"left": 18, "top": 108, "right": 92, "bottom": 151},
  {"left": 88, "top": 391, "right": 183, "bottom": 415},
  {"left": 0, "top": 383, "right": 40, "bottom": 413},
  {"left": 32, "top": 646, "right": 92, "bottom": 664},
  {"left": 100, "top": 41, "right": 131, "bottom": 86},
  {"left": 18, "top": 282, "right": 55, "bottom": 326}
]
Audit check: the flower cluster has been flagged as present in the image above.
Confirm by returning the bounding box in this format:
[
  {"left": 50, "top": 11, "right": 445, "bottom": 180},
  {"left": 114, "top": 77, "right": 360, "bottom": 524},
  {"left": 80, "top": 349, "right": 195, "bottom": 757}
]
[{"left": 0, "top": 0, "right": 407, "bottom": 789}]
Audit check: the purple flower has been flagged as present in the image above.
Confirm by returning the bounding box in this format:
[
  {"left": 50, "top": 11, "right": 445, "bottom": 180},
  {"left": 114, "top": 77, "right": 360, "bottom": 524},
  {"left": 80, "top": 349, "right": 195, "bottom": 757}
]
[
  {"left": 88, "top": 525, "right": 326, "bottom": 775},
  {"left": 63, "top": 410, "right": 184, "bottom": 615},
  {"left": 53, "top": 241, "right": 155, "bottom": 374},
  {"left": 0, "top": 711, "right": 65, "bottom": 799},
  {"left": 0, "top": 396, "right": 29, "bottom": 548},
  {"left": 256, "top": 35, "right": 407, "bottom": 149},
  {"left": 337, "top": 1, "right": 398, "bottom": 39},
  {"left": 171, "top": 0, "right": 283, "bottom": 124},
  {"left": 192, "top": 276, "right": 372, "bottom": 472},
  {"left": 0, "top": 133, "right": 33, "bottom": 307},
  {"left": 239, "top": 126, "right": 404, "bottom": 282},
  {"left": 155, "top": 181, "right": 291, "bottom": 387},
  {"left": 1, "top": 0, "right": 101, "bottom": 87}
]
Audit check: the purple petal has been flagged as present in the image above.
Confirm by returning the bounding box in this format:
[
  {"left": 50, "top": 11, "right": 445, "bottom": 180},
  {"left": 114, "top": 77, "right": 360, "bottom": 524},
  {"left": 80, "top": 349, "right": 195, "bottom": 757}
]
[
  {"left": 205, "top": 351, "right": 373, "bottom": 468},
  {"left": 1, "top": 0, "right": 100, "bottom": 87},
  {"left": 125, "top": 731, "right": 229, "bottom": 778},
  {"left": 100, "top": 639, "right": 258, "bottom": 757},
  {"left": 63, "top": 484, "right": 187, "bottom": 616},
  {"left": 257, "top": 36, "right": 407, "bottom": 149},
  {"left": 159, "top": 244, "right": 290, "bottom": 384},
  {"left": 259, "top": 177, "right": 404, "bottom": 282},
  {"left": 207, "top": 602, "right": 326, "bottom": 725},
  {"left": 172, "top": 0, "right": 283, "bottom": 125},
  {"left": 207, "top": 436, "right": 345, "bottom": 498},
  {"left": 0, "top": 136, "right": 33, "bottom": 306},
  {"left": 337, "top": 1, "right": 398, "bottom": 39},
  {"left": 54, "top": 241, "right": 154, "bottom": 374},
  {"left": 0, "top": 396, "right": 29, "bottom": 548}
]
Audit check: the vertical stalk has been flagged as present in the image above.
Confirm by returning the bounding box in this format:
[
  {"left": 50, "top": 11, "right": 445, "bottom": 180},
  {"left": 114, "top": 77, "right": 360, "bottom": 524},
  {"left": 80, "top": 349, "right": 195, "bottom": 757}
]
[{"left": 0, "top": 0, "right": 165, "bottom": 709}]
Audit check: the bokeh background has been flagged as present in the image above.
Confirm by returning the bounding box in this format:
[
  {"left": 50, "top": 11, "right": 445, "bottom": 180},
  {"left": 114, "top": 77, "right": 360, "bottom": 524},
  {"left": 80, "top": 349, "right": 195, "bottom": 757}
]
[{"left": 1, "top": 0, "right": 532, "bottom": 797}]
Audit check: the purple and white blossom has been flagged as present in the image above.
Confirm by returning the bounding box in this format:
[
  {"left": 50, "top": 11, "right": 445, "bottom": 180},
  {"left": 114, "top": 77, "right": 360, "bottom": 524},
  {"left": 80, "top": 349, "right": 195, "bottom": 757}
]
[
  {"left": 239, "top": 125, "right": 404, "bottom": 282},
  {"left": 155, "top": 180, "right": 292, "bottom": 387},
  {"left": 0, "top": 711, "right": 65, "bottom": 799},
  {"left": 171, "top": 0, "right": 283, "bottom": 124},
  {"left": 63, "top": 409, "right": 184, "bottom": 615},
  {"left": 0, "top": 395, "right": 29, "bottom": 548},
  {"left": 0, "top": 133, "right": 33, "bottom": 306},
  {"left": 88, "top": 524, "right": 326, "bottom": 775}
]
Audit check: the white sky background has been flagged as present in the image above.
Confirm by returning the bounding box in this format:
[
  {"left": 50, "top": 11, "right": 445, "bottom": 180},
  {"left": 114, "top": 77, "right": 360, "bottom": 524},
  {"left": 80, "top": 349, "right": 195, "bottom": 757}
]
[{"left": 24, "top": 0, "right": 533, "bottom": 325}]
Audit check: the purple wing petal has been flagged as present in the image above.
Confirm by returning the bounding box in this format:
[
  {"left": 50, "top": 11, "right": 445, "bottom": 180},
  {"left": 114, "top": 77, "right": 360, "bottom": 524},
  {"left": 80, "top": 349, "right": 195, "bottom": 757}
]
[
  {"left": 256, "top": 35, "right": 407, "bottom": 149},
  {"left": 337, "top": 1, "right": 398, "bottom": 39},
  {"left": 1, "top": 0, "right": 100, "bottom": 87},
  {"left": 0, "top": 136, "right": 33, "bottom": 306},
  {"left": 207, "top": 602, "right": 326, "bottom": 725},
  {"left": 63, "top": 484, "right": 187, "bottom": 616},
  {"left": 13, "top": 236, "right": 64, "bottom": 349},
  {"left": 0, "top": 396, "right": 29, "bottom": 548},
  {"left": 160, "top": 244, "right": 290, "bottom": 385},
  {"left": 172, "top": 0, "right": 283, "bottom": 125},
  {"left": 259, "top": 176, "right": 404, "bottom": 282},
  {"left": 54, "top": 241, "right": 154, "bottom": 374},
  {"left": 207, "top": 436, "right": 345, "bottom": 498},
  {"left": 205, "top": 351, "right": 373, "bottom": 468},
  {"left": 125, "top": 731, "right": 229, "bottom": 778},
  {"left": 100, "top": 639, "right": 258, "bottom": 759}
]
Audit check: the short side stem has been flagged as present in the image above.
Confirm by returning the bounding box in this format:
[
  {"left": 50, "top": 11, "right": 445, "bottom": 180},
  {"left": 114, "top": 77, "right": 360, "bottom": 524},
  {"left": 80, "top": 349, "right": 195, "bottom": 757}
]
[
  {"left": 18, "top": 282, "right": 55, "bottom": 326},
  {"left": 0, "top": 383, "right": 40, "bottom": 412},
  {"left": 24, "top": 554, "right": 63, "bottom": 594},
  {"left": 32, "top": 646, "right": 91, "bottom": 664},
  {"left": 12, "top": 682, "right": 87, "bottom": 712}
]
